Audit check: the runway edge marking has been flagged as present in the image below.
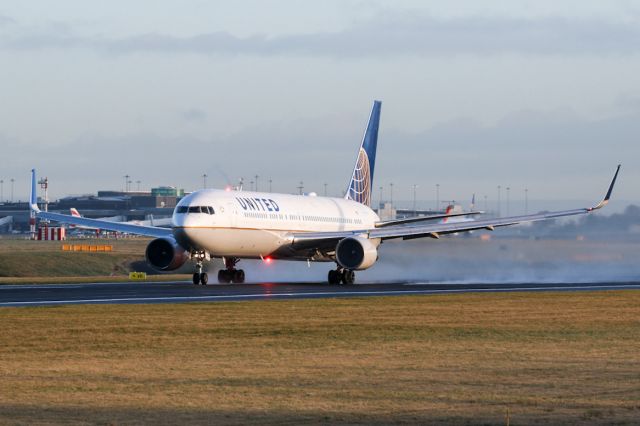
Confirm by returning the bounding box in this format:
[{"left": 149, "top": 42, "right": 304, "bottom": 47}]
[{"left": 2, "top": 284, "right": 640, "bottom": 306}]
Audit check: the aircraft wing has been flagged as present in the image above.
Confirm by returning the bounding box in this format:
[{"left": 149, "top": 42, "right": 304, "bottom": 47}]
[
  {"left": 292, "top": 165, "right": 620, "bottom": 248},
  {"left": 35, "top": 211, "right": 173, "bottom": 238},
  {"left": 374, "top": 210, "right": 483, "bottom": 228},
  {"left": 29, "top": 170, "right": 173, "bottom": 239}
]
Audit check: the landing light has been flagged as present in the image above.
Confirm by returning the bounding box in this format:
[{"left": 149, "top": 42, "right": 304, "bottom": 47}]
[{"left": 225, "top": 186, "right": 232, "bottom": 192}]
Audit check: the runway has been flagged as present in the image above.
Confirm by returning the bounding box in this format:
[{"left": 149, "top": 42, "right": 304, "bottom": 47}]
[{"left": 1, "top": 280, "right": 640, "bottom": 307}]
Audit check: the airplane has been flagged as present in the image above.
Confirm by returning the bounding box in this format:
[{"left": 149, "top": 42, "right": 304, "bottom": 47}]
[{"left": 28, "top": 101, "right": 621, "bottom": 285}]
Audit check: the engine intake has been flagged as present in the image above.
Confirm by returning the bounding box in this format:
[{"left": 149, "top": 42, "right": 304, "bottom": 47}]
[
  {"left": 335, "top": 236, "right": 378, "bottom": 270},
  {"left": 145, "top": 238, "right": 190, "bottom": 271}
]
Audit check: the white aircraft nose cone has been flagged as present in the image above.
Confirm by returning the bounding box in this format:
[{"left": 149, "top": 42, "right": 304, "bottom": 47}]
[{"left": 173, "top": 212, "right": 208, "bottom": 250}]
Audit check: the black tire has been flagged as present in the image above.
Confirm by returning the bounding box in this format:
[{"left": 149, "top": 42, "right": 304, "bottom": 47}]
[
  {"left": 328, "top": 269, "right": 341, "bottom": 285},
  {"left": 192, "top": 272, "right": 201, "bottom": 285},
  {"left": 218, "top": 270, "right": 229, "bottom": 284},
  {"left": 234, "top": 269, "right": 245, "bottom": 284},
  {"left": 200, "top": 272, "right": 208, "bottom": 285},
  {"left": 342, "top": 270, "right": 355, "bottom": 285}
]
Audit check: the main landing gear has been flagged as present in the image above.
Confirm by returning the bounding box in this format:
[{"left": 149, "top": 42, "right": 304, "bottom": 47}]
[
  {"left": 218, "top": 257, "right": 245, "bottom": 284},
  {"left": 192, "top": 251, "right": 208, "bottom": 285},
  {"left": 328, "top": 267, "right": 355, "bottom": 285}
]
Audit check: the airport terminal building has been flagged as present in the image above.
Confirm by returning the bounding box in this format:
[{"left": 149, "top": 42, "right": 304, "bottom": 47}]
[{"left": 0, "top": 187, "right": 183, "bottom": 234}]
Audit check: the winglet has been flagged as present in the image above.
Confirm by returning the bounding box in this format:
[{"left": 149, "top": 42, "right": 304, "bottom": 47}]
[
  {"left": 29, "top": 169, "right": 40, "bottom": 213},
  {"left": 589, "top": 164, "right": 621, "bottom": 211}
]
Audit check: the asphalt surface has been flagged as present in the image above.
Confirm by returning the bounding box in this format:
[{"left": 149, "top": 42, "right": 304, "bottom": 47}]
[{"left": 1, "top": 280, "right": 640, "bottom": 307}]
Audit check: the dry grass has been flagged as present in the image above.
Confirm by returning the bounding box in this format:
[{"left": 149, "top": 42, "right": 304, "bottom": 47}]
[
  {"left": 0, "top": 291, "right": 639, "bottom": 424},
  {"left": 0, "top": 238, "right": 168, "bottom": 280},
  {"left": 0, "top": 238, "right": 150, "bottom": 254}
]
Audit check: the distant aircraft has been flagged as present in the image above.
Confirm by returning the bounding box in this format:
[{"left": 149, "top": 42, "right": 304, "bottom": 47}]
[
  {"left": 441, "top": 204, "right": 474, "bottom": 224},
  {"left": 29, "top": 101, "right": 621, "bottom": 285}
]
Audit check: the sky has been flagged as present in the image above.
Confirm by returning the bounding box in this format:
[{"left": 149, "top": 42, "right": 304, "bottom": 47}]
[{"left": 0, "top": 0, "right": 639, "bottom": 209}]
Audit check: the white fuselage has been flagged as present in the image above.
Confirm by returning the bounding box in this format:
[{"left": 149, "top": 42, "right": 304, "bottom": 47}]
[{"left": 171, "top": 189, "right": 380, "bottom": 259}]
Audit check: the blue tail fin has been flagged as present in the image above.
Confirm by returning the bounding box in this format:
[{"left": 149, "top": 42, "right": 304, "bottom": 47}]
[
  {"left": 345, "top": 100, "right": 381, "bottom": 207},
  {"left": 30, "top": 169, "right": 40, "bottom": 212}
]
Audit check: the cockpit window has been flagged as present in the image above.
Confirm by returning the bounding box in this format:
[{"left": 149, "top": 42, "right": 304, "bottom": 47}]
[{"left": 177, "top": 206, "right": 215, "bottom": 214}]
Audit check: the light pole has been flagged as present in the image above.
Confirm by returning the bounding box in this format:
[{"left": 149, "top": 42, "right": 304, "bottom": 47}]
[
  {"left": 435, "top": 184, "right": 440, "bottom": 211},
  {"left": 379, "top": 186, "right": 383, "bottom": 208},
  {"left": 389, "top": 183, "right": 394, "bottom": 205},
  {"left": 0, "top": 179, "right": 3, "bottom": 202},
  {"left": 250, "top": 180, "right": 254, "bottom": 191},
  {"left": 269, "top": 179, "right": 273, "bottom": 193},
  {"left": 506, "top": 186, "right": 511, "bottom": 216},
  {"left": 255, "top": 175, "right": 259, "bottom": 192},
  {"left": 136, "top": 180, "right": 141, "bottom": 191},
  {"left": 10, "top": 178, "right": 15, "bottom": 202},
  {"left": 412, "top": 184, "right": 418, "bottom": 213},
  {"left": 202, "top": 173, "right": 207, "bottom": 189},
  {"left": 297, "top": 181, "right": 304, "bottom": 195},
  {"left": 525, "top": 188, "right": 529, "bottom": 215},
  {"left": 497, "top": 185, "right": 501, "bottom": 217},
  {"left": 123, "top": 175, "right": 130, "bottom": 192},
  {"left": 324, "top": 182, "right": 327, "bottom": 196}
]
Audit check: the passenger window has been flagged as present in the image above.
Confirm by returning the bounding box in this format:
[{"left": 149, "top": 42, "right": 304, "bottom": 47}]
[
  {"left": 177, "top": 206, "right": 188, "bottom": 214},
  {"left": 188, "top": 206, "right": 200, "bottom": 213}
]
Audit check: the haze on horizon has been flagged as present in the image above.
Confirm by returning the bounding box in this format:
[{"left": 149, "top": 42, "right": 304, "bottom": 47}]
[{"left": 0, "top": 0, "right": 638, "bottom": 208}]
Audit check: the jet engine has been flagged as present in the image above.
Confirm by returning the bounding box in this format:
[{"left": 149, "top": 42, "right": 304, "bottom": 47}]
[
  {"left": 145, "top": 238, "right": 190, "bottom": 271},
  {"left": 335, "top": 236, "right": 378, "bottom": 270}
]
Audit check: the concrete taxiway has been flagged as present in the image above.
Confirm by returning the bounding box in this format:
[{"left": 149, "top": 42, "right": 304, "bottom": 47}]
[{"left": 1, "top": 280, "right": 639, "bottom": 307}]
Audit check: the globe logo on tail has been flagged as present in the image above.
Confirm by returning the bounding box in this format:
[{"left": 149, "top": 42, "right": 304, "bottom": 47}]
[{"left": 348, "top": 148, "right": 371, "bottom": 206}]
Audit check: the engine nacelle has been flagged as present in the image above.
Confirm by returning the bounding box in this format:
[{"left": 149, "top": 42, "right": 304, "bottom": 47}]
[
  {"left": 335, "top": 236, "right": 378, "bottom": 271},
  {"left": 145, "top": 238, "right": 190, "bottom": 271}
]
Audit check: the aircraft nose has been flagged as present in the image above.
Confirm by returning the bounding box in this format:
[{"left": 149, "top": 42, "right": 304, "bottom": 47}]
[
  {"left": 173, "top": 213, "right": 205, "bottom": 250},
  {"left": 174, "top": 220, "right": 196, "bottom": 249}
]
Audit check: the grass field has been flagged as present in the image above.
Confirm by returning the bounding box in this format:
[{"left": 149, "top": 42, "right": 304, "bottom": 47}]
[
  {"left": 0, "top": 238, "right": 195, "bottom": 283},
  {"left": 0, "top": 238, "right": 149, "bottom": 278},
  {"left": 0, "top": 291, "right": 638, "bottom": 425}
]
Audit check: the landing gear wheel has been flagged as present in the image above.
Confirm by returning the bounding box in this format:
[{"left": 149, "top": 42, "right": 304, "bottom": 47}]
[
  {"left": 328, "top": 269, "right": 341, "bottom": 285},
  {"left": 218, "top": 270, "right": 231, "bottom": 284},
  {"left": 342, "top": 270, "right": 355, "bottom": 285},
  {"left": 192, "top": 272, "right": 201, "bottom": 285},
  {"left": 233, "top": 269, "right": 245, "bottom": 284},
  {"left": 218, "top": 257, "right": 243, "bottom": 284},
  {"left": 200, "top": 272, "right": 208, "bottom": 285}
]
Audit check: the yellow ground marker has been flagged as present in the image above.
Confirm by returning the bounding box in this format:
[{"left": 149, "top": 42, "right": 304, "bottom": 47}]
[{"left": 129, "top": 272, "right": 147, "bottom": 280}]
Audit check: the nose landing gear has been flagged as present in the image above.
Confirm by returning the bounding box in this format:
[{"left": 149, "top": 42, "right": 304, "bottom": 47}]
[
  {"left": 192, "top": 251, "right": 208, "bottom": 285},
  {"left": 193, "top": 271, "right": 208, "bottom": 285},
  {"left": 218, "top": 257, "right": 245, "bottom": 284},
  {"left": 328, "top": 267, "right": 355, "bottom": 285}
]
